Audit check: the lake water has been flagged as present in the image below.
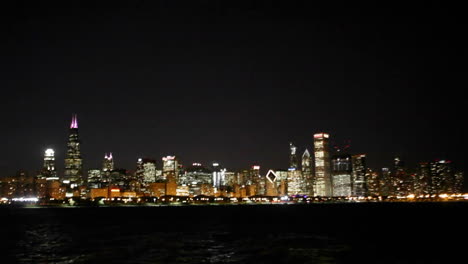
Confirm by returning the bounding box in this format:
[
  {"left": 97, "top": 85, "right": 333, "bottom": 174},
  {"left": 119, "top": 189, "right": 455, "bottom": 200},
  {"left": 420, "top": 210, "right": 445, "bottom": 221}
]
[{"left": 1, "top": 202, "right": 466, "bottom": 263}]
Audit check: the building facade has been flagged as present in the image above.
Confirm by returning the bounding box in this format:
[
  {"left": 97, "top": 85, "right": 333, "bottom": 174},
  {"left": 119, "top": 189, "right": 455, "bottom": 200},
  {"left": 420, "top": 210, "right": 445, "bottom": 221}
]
[{"left": 313, "top": 133, "right": 332, "bottom": 196}]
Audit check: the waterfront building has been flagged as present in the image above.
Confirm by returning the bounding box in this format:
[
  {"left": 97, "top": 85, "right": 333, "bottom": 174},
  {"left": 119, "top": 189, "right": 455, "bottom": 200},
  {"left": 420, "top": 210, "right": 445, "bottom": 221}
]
[{"left": 313, "top": 133, "right": 332, "bottom": 196}]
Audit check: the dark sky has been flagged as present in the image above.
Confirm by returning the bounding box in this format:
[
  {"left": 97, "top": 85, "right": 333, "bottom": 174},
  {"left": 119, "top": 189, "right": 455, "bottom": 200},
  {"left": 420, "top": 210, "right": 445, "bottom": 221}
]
[{"left": 0, "top": 1, "right": 465, "bottom": 187}]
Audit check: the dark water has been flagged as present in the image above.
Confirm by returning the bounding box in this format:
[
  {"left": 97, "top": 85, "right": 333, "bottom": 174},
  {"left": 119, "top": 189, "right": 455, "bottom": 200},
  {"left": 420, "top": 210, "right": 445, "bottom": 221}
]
[{"left": 1, "top": 203, "right": 466, "bottom": 263}]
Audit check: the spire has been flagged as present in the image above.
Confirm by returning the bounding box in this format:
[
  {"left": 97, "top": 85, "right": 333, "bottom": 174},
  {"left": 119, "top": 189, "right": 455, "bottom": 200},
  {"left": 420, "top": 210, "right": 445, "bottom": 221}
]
[
  {"left": 104, "top": 153, "right": 108, "bottom": 159},
  {"left": 70, "top": 114, "right": 78, "bottom": 129},
  {"left": 302, "top": 149, "right": 310, "bottom": 158},
  {"left": 109, "top": 152, "right": 113, "bottom": 160}
]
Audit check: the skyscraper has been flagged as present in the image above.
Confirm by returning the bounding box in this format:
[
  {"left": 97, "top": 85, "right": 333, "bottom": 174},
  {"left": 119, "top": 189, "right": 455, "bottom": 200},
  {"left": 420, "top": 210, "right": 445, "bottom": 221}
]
[
  {"left": 289, "top": 142, "right": 298, "bottom": 170},
  {"left": 64, "top": 114, "right": 83, "bottom": 190},
  {"left": 301, "top": 149, "right": 314, "bottom": 196},
  {"left": 414, "top": 162, "right": 431, "bottom": 196},
  {"left": 430, "top": 160, "right": 455, "bottom": 195},
  {"left": 313, "top": 133, "right": 332, "bottom": 196},
  {"left": 351, "top": 154, "right": 367, "bottom": 197},
  {"left": 162, "top": 156, "right": 178, "bottom": 182},
  {"left": 103, "top": 153, "right": 114, "bottom": 172},
  {"left": 331, "top": 153, "right": 352, "bottom": 197},
  {"left": 43, "top": 148, "right": 58, "bottom": 180}
]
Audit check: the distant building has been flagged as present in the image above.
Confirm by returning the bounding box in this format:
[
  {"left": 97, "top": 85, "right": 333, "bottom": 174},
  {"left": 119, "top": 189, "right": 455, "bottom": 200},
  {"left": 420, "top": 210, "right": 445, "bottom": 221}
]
[
  {"left": 351, "top": 154, "right": 367, "bottom": 197},
  {"left": 212, "top": 162, "right": 226, "bottom": 188},
  {"left": 162, "top": 156, "right": 178, "bottom": 182},
  {"left": 42, "top": 148, "right": 58, "bottom": 180},
  {"left": 142, "top": 159, "right": 157, "bottom": 183},
  {"left": 87, "top": 169, "right": 102, "bottom": 188},
  {"left": 64, "top": 114, "right": 83, "bottom": 193},
  {"left": 301, "top": 149, "right": 314, "bottom": 196},
  {"left": 380, "top": 168, "right": 392, "bottom": 196},
  {"left": 366, "top": 169, "right": 380, "bottom": 196},
  {"left": 289, "top": 143, "right": 298, "bottom": 170},
  {"left": 430, "top": 160, "right": 456, "bottom": 194},
  {"left": 331, "top": 153, "right": 352, "bottom": 197},
  {"left": 313, "top": 133, "right": 332, "bottom": 196},
  {"left": 287, "top": 169, "right": 303, "bottom": 196},
  {"left": 102, "top": 153, "right": 114, "bottom": 172},
  {"left": 265, "top": 170, "right": 278, "bottom": 196},
  {"left": 414, "top": 162, "right": 431, "bottom": 196}
]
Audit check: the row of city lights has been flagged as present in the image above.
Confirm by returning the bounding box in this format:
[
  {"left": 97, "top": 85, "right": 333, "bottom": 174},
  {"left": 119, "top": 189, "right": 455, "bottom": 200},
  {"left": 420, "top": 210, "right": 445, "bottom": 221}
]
[{"left": 3, "top": 193, "right": 468, "bottom": 204}]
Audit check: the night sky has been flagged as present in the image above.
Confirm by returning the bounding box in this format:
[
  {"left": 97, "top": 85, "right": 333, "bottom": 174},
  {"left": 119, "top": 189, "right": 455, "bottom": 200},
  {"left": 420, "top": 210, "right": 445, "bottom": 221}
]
[{"left": 0, "top": 1, "right": 465, "bottom": 187}]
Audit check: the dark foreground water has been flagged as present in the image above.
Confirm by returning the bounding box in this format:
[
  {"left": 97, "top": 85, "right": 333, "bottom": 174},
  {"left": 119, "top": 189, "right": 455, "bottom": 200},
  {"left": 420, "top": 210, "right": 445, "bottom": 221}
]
[{"left": 1, "top": 202, "right": 466, "bottom": 263}]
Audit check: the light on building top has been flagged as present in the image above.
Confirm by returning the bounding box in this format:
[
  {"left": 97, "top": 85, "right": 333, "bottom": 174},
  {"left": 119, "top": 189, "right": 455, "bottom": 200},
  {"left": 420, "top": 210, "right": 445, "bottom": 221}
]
[
  {"left": 314, "top": 133, "right": 329, "bottom": 139},
  {"left": 45, "top": 148, "right": 55, "bottom": 157}
]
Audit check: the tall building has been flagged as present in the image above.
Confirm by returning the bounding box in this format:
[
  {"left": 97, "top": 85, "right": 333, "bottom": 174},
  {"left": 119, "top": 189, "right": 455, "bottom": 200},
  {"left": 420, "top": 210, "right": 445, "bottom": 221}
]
[
  {"left": 64, "top": 114, "right": 83, "bottom": 191},
  {"left": 102, "top": 153, "right": 114, "bottom": 172},
  {"left": 289, "top": 143, "right": 298, "bottom": 170},
  {"left": 331, "top": 153, "right": 352, "bottom": 197},
  {"left": 162, "top": 156, "right": 178, "bottom": 182},
  {"left": 366, "top": 168, "right": 380, "bottom": 196},
  {"left": 351, "top": 154, "right": 367, "bottom": 197},
  {"left": 212, "top": 163, "right": 226, "bottom": 188},
  {"left": 42, "top": 148, "right": 58, "bottom": 180},
  {"left": 391, "top": 157, "right": 413, "bottom": 196},
  {"left": 430, "top": 160, "right": 455, "bottom": 194},
  {"left": 301, "top": 149, "right": 314, "bottom": 196},
  {"left": 87, "top": 169, "right": 102, "bottom": 188},
  {"left": 313, "top": 133, "right": 332, "bottom": 196},
  {"left": 414, "top": 162, "right": 431, "bottom": 196},
  {"left": 454, "top": 172, "right": 464, "bottom": 193},
  {"left": 380, "top": 168, "right": 392, "bottom": 196}
]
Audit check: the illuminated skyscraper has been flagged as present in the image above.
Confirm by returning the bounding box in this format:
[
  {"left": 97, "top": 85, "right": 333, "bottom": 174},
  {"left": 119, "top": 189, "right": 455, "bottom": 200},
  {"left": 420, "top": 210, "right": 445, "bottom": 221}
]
[
  {"left": 313, "top": 133, "right": 331, "bottom": 196},
  {"left": 351, "top": 154, "right": 367, "bottom": 197},
  {"left": 64, "top": 114, "right": 83, "bottom": 190},
  {"left": 212, "top": 163, "right": 226, "bottom": 188},
  {"left": 414, "top": 162, "right": 431, "bottom": 196},
  {"left": 366, "top": 168, "right": 380, "bottom": 196},
  {"left": 102, "top": 153, "right": 114, "bottom": 172},
  {"left": 301, "top": 149, "right": 314, "bottom": 196},
  {"left": 380, "top": 167, "right": 392, "bottom": 196},
  {"left": 392, "top": 157, "right": 411, "bottom": 196},
  {"left": 331, "top": 154, "right": 352, "bottom": 196},
  {"left": 454, "top": 172, "right": 464, "bottom": 193},
  {"left": 430, "top": 160, "right": 456, "bottom": 194},
  {"left": 162, "top": 156, "right": 178, "bottom": 182},
  {"left": 289, "top": 143, "right": 298, "bottom": 170},
  {"left": 43, "top": 148, "right": 58, "bottom": 180},
  {"left": 87, "top": 169, "right": 102, "bottom": 188},
  {"left": 143, "top": 160, "right": 157, "bottom": 183}
]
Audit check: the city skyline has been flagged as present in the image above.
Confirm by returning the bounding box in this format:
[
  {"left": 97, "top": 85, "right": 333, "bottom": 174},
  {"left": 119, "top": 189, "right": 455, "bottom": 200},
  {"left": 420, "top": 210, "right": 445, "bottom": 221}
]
[
  {"left": 0, "top": 2, "right": 465, "bottom": 186},
  {"left": 2, "top": 114, "right": 465, "bottom": 180},
  {"left": 1, "top": 114, "right": 465, "bottom": 195}
]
